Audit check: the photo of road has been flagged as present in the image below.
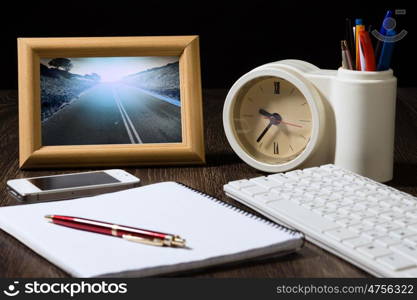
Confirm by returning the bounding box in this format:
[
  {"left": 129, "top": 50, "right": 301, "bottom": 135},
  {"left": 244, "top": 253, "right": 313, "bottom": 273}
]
[
  {"left": 42, "top": 84, "right": 181, "bottom": 145},
  {"left": 40, "top": 56, "right": 181, "bottom": 146}
]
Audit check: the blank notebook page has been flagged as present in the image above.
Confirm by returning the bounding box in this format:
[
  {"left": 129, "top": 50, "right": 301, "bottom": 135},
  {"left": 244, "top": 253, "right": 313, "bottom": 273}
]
[{"left": 0, "top": 182, "right": 303, "bottom": 277}]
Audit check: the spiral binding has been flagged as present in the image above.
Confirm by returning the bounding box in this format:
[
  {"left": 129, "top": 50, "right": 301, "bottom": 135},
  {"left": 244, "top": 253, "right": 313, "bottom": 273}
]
[{"left": 176, "top": 183, "right": 304, "bottom": 239}]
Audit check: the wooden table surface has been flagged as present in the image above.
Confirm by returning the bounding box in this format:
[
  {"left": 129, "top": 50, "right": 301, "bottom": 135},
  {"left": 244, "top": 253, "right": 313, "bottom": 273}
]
[{"left": 0, "top": 88, "right": 416, "bottom": 278}]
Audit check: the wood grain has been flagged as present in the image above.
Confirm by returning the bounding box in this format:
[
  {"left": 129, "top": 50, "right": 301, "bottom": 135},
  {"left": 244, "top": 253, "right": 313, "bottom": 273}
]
[{"left": 0, "top": 88, "right": 416, "bottom": 277}]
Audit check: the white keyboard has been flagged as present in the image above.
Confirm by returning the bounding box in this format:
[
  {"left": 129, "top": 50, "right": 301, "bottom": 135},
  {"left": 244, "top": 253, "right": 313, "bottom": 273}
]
[{"left": 224, "top": 164, "right": 417, "bottom": 277}]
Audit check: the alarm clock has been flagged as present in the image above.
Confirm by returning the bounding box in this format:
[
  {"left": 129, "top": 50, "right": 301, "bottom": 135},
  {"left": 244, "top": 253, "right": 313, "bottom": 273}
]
[{"left": 223, "top": 59, "right": 397, "bottom": 182}]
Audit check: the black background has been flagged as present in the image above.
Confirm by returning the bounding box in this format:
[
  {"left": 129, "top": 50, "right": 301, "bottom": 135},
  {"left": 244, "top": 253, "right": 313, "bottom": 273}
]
[
  {"left": 0, "top": 278, "right": 416, "bottom": 299},
  {"left": 2, "top": 2, "right": 415, "bottom": 89}
]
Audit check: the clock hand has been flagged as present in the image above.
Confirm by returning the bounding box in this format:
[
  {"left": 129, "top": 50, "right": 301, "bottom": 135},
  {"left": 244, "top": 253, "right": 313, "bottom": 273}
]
[
  {"left": 260, "top": 110, "right": 301, "bottom": 127},
  {"left": 261, "top": 116, "right": 303, "bottom": 128},
  {"left": 259, "top": 109, "right": 272, "bottom": 118},
  {"left": 256, "top": 122, "right": 273, "bottom": 143},
  {"left": 278, "top": 120, "right": 303, "bottom": 128}
]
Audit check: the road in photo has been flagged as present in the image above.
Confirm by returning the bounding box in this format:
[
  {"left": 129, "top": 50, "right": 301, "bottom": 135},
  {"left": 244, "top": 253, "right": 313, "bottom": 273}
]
[{"left": 42, "top": 83, "right": 182, "bottom": 145}]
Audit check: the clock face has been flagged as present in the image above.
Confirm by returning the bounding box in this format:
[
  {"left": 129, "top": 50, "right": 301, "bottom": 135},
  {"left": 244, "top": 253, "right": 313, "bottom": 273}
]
[{"left": 232, "top": 76, "right": 312, "bottom": 165}]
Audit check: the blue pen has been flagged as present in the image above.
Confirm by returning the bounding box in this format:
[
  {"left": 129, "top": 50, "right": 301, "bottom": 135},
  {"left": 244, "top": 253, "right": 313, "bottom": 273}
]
[
  {"left": 375, "top": 10, "right": 393, "bottom": 62},
  {"left": 380, "top": 10, "right": 393, "bottom": 36},
  {"left": 377, "top": 29, "right": 396, "bottom": 71}
]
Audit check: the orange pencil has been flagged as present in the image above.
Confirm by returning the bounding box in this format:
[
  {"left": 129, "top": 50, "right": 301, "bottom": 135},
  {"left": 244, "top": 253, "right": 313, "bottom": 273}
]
[
  {"left": 355, "top": 19, "right": 365, "bottom": 70},
  {"left": 359, "top": 31, "right": 376, "bottom": 71}
]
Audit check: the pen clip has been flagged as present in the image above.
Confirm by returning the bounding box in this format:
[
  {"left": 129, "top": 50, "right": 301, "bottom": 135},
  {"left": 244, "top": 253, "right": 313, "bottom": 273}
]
[{"left": 122, "top": 234, "right": 165, "bottom": 247}]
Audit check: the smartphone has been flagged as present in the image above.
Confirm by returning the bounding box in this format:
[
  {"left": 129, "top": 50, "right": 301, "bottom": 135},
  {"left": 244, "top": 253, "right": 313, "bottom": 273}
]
[{"left": 6, "top": 169, "right": 140, "bottom": 202}]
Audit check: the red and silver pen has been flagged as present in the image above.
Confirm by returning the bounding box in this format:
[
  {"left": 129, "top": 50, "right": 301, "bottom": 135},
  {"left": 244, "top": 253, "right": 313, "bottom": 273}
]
[{"left": 45, "top": 215, "right": 186, "bottom": 248}]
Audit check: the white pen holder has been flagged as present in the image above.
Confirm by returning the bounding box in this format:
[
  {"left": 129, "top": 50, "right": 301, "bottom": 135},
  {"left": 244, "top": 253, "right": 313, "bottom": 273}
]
[
  {"left": 332, "top": 69, "right": 397, "bottom": 182},
  {"left": 303, "top": 64, "right": 397, "bottom": 182}
]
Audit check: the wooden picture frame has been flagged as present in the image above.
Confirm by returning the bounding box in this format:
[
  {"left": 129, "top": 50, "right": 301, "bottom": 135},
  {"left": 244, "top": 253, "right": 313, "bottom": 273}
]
[{"left": 18, "top": 36, "right": 205, "bottom": 169}]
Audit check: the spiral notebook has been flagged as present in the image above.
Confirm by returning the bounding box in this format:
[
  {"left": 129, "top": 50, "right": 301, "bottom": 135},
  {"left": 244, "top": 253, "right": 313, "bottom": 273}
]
[{"left": 0, "top": 182, "right": 303, "bottom": 277}]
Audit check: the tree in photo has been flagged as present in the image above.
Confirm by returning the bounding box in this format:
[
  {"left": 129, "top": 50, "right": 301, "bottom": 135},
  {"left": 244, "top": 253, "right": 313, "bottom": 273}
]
[{"left": 48, "top": 58, "right": 73, "bottom": 72}]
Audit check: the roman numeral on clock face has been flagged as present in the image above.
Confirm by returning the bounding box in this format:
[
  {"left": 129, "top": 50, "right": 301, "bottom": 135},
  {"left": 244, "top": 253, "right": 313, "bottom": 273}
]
[
  {"left": 274, "top": 81, "right": 280, "bottom": 94},
  {"left": 273, "top": 142, "right": 279, "bottom": 154}
]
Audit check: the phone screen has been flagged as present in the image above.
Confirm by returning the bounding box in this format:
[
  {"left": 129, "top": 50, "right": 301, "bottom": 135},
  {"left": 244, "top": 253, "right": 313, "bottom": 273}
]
[{"left": 29, "top": 172, "right": 120, "bottom": 191}]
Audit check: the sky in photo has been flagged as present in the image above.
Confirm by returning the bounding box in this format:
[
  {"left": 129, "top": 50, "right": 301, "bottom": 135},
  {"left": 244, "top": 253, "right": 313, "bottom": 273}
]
[{"left": 40, "top": 56, "right": 179, "bottom": 82}]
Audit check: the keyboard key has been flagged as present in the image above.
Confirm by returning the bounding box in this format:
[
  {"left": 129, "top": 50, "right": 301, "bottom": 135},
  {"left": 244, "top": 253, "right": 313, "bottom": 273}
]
[
  {"left": 368, "top": 206, "right": 391, "bottom": 215},
  {"left": 404, "top": 235, "right": 417, "bottom": 246},
  {"left": 379, "top": 212, "right": 404, "bottom": 221},
  {"left": 324, "top": 212, "right": 348, "bottom": 221},
  {"left": 343, "top": 184, "right": 364, "bottom": 192},
  {"left": 250, "top": 177, "right": 281, "bottom": 190},
  {"left": 227, "top": 180, "right": 255, "bottom": 190},
  {"left": 339, "top": 206, "right": 361, "bottom": 214},
  {"left": 376, "top": 188, "right": 392, "bottom": 195},
  {"left": 367, "top": 193, "right": 389, "bottom": 202},
  {"left": 391, "top": 244, "right": 417, "bottom": 262},
  {"left": 301, "top": 166, "right": 320, "bottom": 174},
  {"left": 353, "top": 178, "right": 369, "bottom": 185},
  {"left": 375, "top": 236, "right": 402, "bottom": 247},
  {"left": 365, "top": 183, "right": 378, "bottom": 190},
  {"left": 302, "top": 193, "right": 320, "bottom": 201},
  {"left": 319, "top": 164, "right": 336, "bottom": 171},
  {"left": 288, "top": 196, "right": 308, "bottom": 204},
  {"left": 379, "top": 199, "right": 396, "bottom": 207},
  {"left": 362, "top": 230, "right": 387, "bottom": 240},
  {"left": 332, "top": 180, "right": 348, "bottom": 187},
  {"left": 390, "top": 229, "right": 417, "bottom": 239},
  {"left": 325, "top": 201, "right": 345, "bottom": 209},
  {"left": 363, "top": 217, "right": 386, "bottom": 226},
  {"left": 289, "top": 189, "right": 306, "bottom": 196},
  {"left": 336, "top": 218, "right": 361, "bottom": 227},
  {"left": 348, "top": 224, "right": 373, "bottom": 233},
  {"left": 270, "top": 188, "right": 292, "bottom": 200},
  {"left": 253, "top": 193, "right": 279, "bottom": 203},
  {"left": 284, "top": 170, "right": 306, "bottom": 178},
  {"left": 357, "top": 244, "right": 392, "bottom": 258},
  {"left": 342, "top": 174, "right": 356, "bottom": 181},
  {"left": 284, "top": 182, "right": 300, "bottom": 189},
  {"left": 393, "top": 218, "right": 417, "bottom": 227},
  {"left": 325, "top": 228, "right": 358, "bottom": 241},
  {"left": 375, "top": 223, "right": 401, "bottom": 232},
  {"left": 301, "top": 202, "right": 325, "bottom": 210},
  {"left": 406, "top": 268, "right": 417, "bottom": 277},
  {"left": 407, "top": 211, "right": 417, "bottom": 219},
  {"left": 312, "top": 197, "right": 328, "bottom": 205},
  {"left": 320, "top": 187, "right": 337, "bottom": 194},
  {"left": 352, "top": 203, "right": 369, "bottom": 210},
  {"left": 377, "top": 254, "right": 416, "bottom": 271},
  {"left": 268, "top": 174, "right": 291, "bottom": 184},
  {"left": 326, "top": 194, "right": 344, "bottom": 202},
  {"left": 351, "top": 211, "right": 376, "bottom": 220},
  {"left": 355, "top": 188, "right": 374, "bottom": 197},
  {"left": 401, "top": 197, "right": 417, "bottom": 206},
  {"left": 343, "top": 236, "right": 372, "bottom": 248},
  {"left": 408, "top": 224, "right": 417, "bottom": 232},
  {"left": 330, "top": 169, "right": 347, "bottom": 177},
  {"left": 393, "top": 204, "right": 414, "bottom": 214},
  {"left": 313, "top": 207, "right": 337, "bottom": 216},
  {"left": 267, "top": 200, "right": 340, "bottom": 232}
]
